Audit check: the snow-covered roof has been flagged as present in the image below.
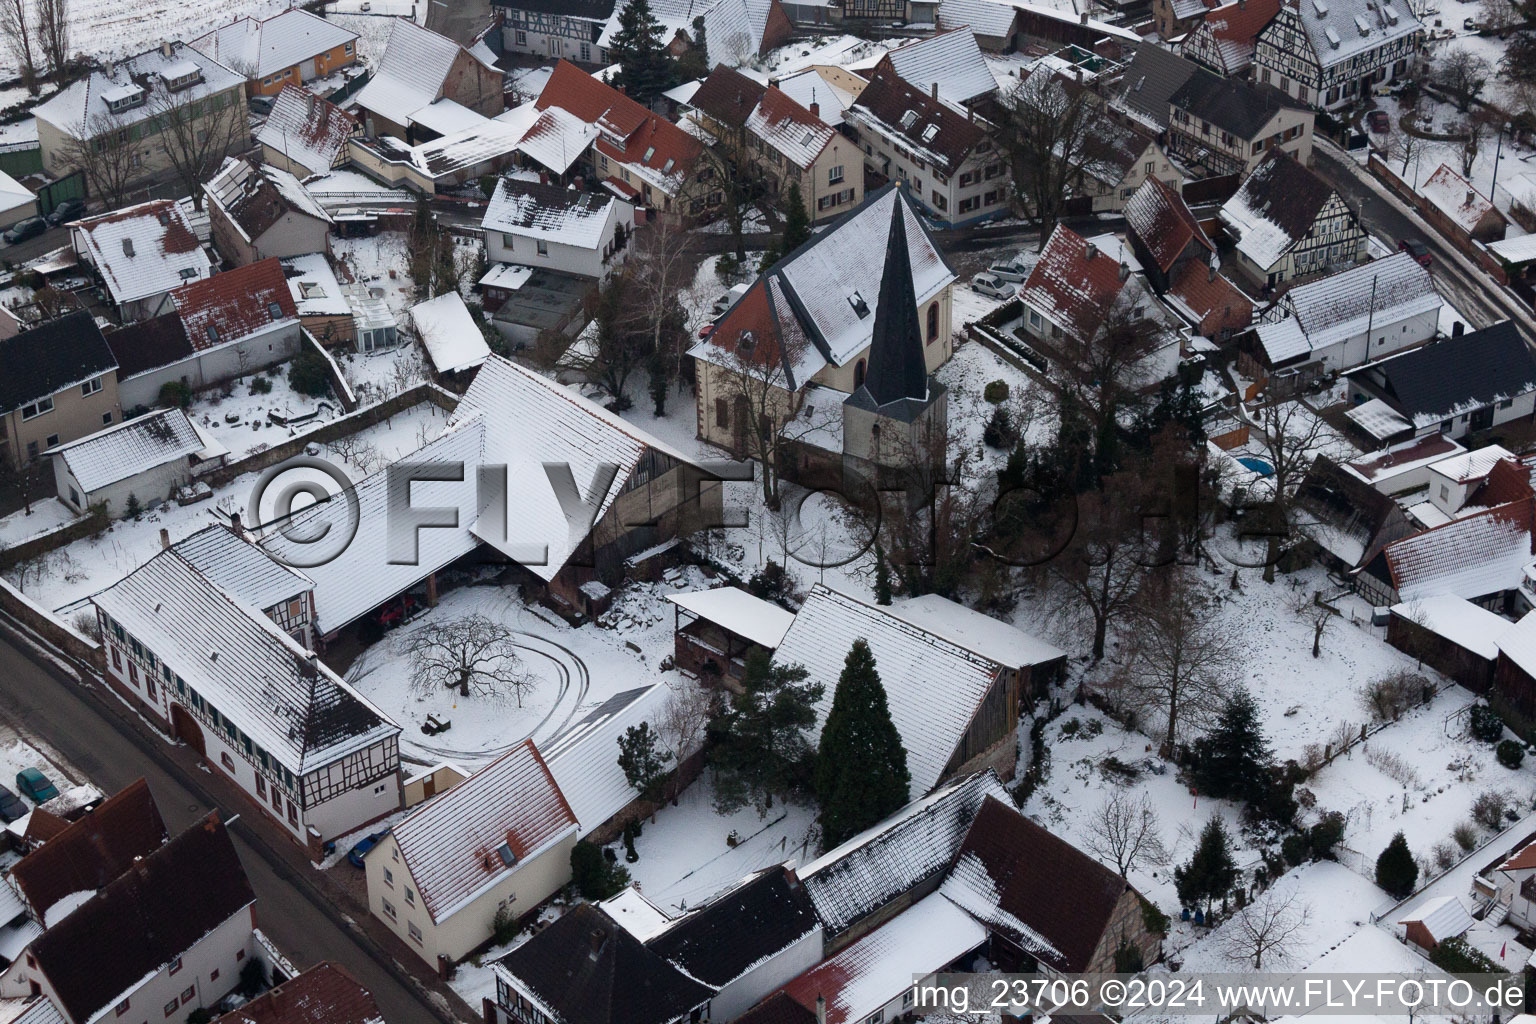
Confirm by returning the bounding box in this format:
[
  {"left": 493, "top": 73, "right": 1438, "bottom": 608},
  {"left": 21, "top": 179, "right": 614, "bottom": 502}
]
[
  {"left": 1277, "top": 251, "right": 1440, "bottom": 357},
  {"left": 33, "top": 41, "right": 244, "bottom": 139},
  {"left": 598, "top": 886, "right": 673, "bottom": 941},
  {"left": 882, "top": 28, "right": 997, "bottom": 106},
  {"left": 775, "top": 584, "right": 1004, "bottom": 794},
  {"left": 90, "top": 548, "right": 399, "bottom": 774},
  {"left": 1389, "top": 595, "right": 1509, "bottom": 660},
  {"left": 1399, "top": 895, "right": 1474, "bottom": 942},
  {"left": 1219, "top": 150, "right": 1337, "bottom": 272},
  {"left": 514, "top": 105, "right": 600, "bottom": 175},
  {"left": 1344, "top": 397, "right": 1413, "bottom": 440},
  {"left": 391, "top": 740, "right": 577, "bottom": 924},
  {"left": 1381, "top": 498, "right": 1536, "bottom": 602},
  {"left": 172, "top": 524, "right": 312, "bottom": 615},
  {"left": 598, "top": 0, "right": 768, "bottom": 67},
  {"left": 256, "top": 86, "right": 357, "bottom": 178},
  {"left": 666, "top": 587, "right": 795, "bottom": 648},
  {"left": 1429, "top": 444, "right": 1514, "bottom": 485},
  {"left": 1256, "top": 315, "right": 1311, "bottom": 365},
  {"left": 0, "top": 168, "right": 33, "bottom": 217},
  {"left": 889, "top": 593, "right": 1065, "bottom": 668},
  {"left": 1019, "top": 225, "right": 1155, "bottom": 343},
  {"left": 744, "top": 87, "right": 837, "bottom": 169},
  {"left": 1497, "top": 609, "right": 1536, "bottom": 680},
  {"left": 1346, "top": 322, "right": 1536, "bottom": 430},
  {"left": 1419, "top": 163, "right": 1503, "bottom": 236},
  {"left": 539, "top": 684, "right": 683, "bottom": 837},
  {"left": 483, "top": 178, "right": 618, "bottom": 249},
  {"left": 771, "top": 68, "right": 854, "bottom": 127},
  {"left": 379, "top": 116, "right": 529, "bottom": 181},
  {"left": 410, "top": 98, "right": 490, "bottom": 137},
  {"left": 781, "top": 891, "right": 987, "bottom": 1024},
  {"left": 1280, "top": 0, "right": 1423, "bottom": 70},
  {"left": 12, "top": 995, "right": 64, "bottom": 1024},
  {"left": 71, "top": 200, "right": 211, "bottom": 305},
  {"left": 51, "top": 408, "right": 225, "bottom": 493},
  {"left": 205, "top": 159, "right": 332, "bottom": 246},
  {"left": 799, "top": 770, "right": 1008, "bottom": 935},
  {"left": 410, "top": 291, "right": 490, "bottom": 375},
  {"left": 172, "top": 256, "right": 300, "bottom": 351},
  {"left": 283, "top": 253, "right": 351, "bottom": 316},
  {"left": 353, "top": 19, "right": 466, "bottom": 128},
  {"left": 192, "top": 9, "right": 358, "bottom": 79},
  {"left": 937, "top": 0, "right": 1021, "bottom": 37},
  {"left": 479, "top": 263, "right": 533, "bottom": 291},
  {"left": 1489, "top": 234, "right": 1536, "bottom": 266}
]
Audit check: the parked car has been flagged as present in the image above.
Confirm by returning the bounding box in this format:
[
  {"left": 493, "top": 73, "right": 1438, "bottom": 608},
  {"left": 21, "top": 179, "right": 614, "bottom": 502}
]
[
  {"left": 986, "top": 258, "right": 1029, "bottom": 284},
  {"left": 970, "top": 271, "right": 1012, "bottom": 299},
  {"left": 3, "top": 217, "right": 46, "bottom": 244},
  {"left": 1367, "top": 110, "right": 1391, "bottom": 133},
  {"left": 375, "top": 594, "right": 416, "bottom": 629},
  {"left": 0, "top": 785, "right": 26, "bottom": 823},
  {"left": 249, "top": 95, "right": 275, "bottom": 115},
  {"left": 697, "top": 322, "right": 717, "bottom": 339},
  {"left": 15, "top": 768, "right": 58, "bottom": 804},
  {"left": 711, "top": 282, "right": 749, "bottom": 315},
  {"left": 45, "top": 197, "right": 85, "bottom": 226},
  {"left": 1398, "top": 237, "right": 1433, "bottom": 266},
  {"left": 347, "top": 830, "right": 389, "bottom": 867}
]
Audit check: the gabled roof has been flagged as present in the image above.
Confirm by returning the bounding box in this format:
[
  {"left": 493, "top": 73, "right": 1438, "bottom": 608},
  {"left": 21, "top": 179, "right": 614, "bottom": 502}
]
[
  {"left": 12, "top": 999, "right": 66, "bottom": 1024},
  {"left": 410, "top": 291, "right": 490, "bottom": 375},
  {"left": 392, "top": 741, "right": 576, "bottom": 924},
  {"left": 173, "top": 257, "right": 299, "bottom": 351},
  {"left": 940, "top": 796, "right": 1132, "bottom": 971},
  {"left": 1420, "top": 163, "right": 1505, "bottom": 236},
  {"left": 1273, "top": 0, "right": 1423, "bottom": 71},
  {"left": 1219, "top": 149, "right": 1339, "bottom": 271},
  {"left": 30, "top": 815, "right": 254, "bottom": 1024},
  {"left": 775, "top": 584, "right": 1004, "bottom": 795},
  {"left": 1188, "top": 0, "right": 1283, "bottom": 71},
  {"left": 71, "top": 200, "right": 211, "bottom": 305},
  {"left": 353, "top": 19, "right": 469, "bottom": 126},
  {"left": 1113, "top": 43, "right": 1199, "bottom": 131},
  {"left": 103, "top": 313, "right": 193, "bottom": 380},
  {"left": 1345, "top": 321, "right": 1536, "bottom": 428},
  {"left": 256, "top": 86, "right": 357, "bottom": 177},
  {"left": 1019, "top": 224, "right": 1136, "bottom": 342},
  {"left": 1295, "top": 454, "right": 1415, "bottom": 568},
  {"left": 494, "top": 904, "right": 714, "bottom": 1024},
  {"left": 1170, "top": 67, "right": 1300, "bottom": 140},
  {"left": 880, "top": 27, "right": 997, "bottom": 107},
  {"left": 513, "top": 104, "right": 601, "bottom": 176},
  {"left": 539, "top": 685, "right": 678, "bottom": 837},
  {"left": 692, "top": 186, "right": 955, "bottom": 380},
  {"left": 1398, "top": 895, "right": 1474, "bottom": 943},
  {"left": 52, "top": 407, "right": 224, "bottom": 493},
  {"left": 936, "top": 0, "right": 1021, "bottom": 37},
  {"left": 665, "top": 587, "right": 795, "bottom": 648},
  {"left": 1380, "top": 496, "right": 1536, "bottom": 601},
  {"left": 1389, "top": 594, "right": 1510, "bottom": 660},
  {"left": 1278, "top": 251, "right": 1439, "bottom": 355},
  {"left": 799, "top": 770, "right": 1008, "bottom": 936},
  {"left": 771, "top": 68, "right": 855, "bottom": 127},
  {"left": 848, "top": 64, "right": 986, "bottom": 176},
  {"left": 733, "top": 993, "right": 818, "bottom": 1024},
  {"left": 192, "top": 9, "right": 358, "bottom": 79},
  {"left": 647, "top": 867, "right": 818, "bottom": 987},
  {"left": 745, "top": 86, "right": 837, "bottom": 170},
  {"left": 171, "top": 524, "right": 312, "bottom": 614},
  {"left": 483, "top": 178, "right": 618, "bottom": 249},
  {"left": 1497, "top": 608, "right": 1536, "bottom": 680},
  {"left": 1167, "top": 259, "right": 1253, "bottom": 338},
  {"left": 33, "top": 42, "right": 243, "bottom": 139},
  {"left": 7, "top": 779, "right": 166, "bottom": 926},
  {"left": 0, "top": 309, "right": 116, "bottom": 414},
  {"left": 536, "top": 61, "right": 702, "bottom": 197},
  {"left": 890, "top": 594, "right": 1065, "bottom": 668},
  {"left": 206, "top": 159, "right": 331, "bottom": 245},
  {"left": 213, "top": 962, "right": 383, "bottom": 1024},
  {"left": 91, "top": 548, "right": 398, "bottom": 773},
  {"left": 691, "top": 65, "right": 767, "bottom": 129}
]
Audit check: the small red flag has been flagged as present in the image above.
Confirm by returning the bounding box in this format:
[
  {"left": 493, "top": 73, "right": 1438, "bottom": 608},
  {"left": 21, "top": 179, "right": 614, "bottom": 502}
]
[{"left": 1501, "top": 942, "right": 1508, "bottom": 959}]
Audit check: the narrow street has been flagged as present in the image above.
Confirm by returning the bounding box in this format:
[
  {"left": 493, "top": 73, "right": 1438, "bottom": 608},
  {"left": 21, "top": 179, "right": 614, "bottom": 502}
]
[{"left": 0, "top": 623, "right": 471, "bottom": 1024}]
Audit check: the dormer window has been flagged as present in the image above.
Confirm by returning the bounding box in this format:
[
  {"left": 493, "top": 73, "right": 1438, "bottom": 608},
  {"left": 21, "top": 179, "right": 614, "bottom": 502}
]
[
  {"left": 738, "top": 330, "right": 756, "bottom": 354},
  {"left": 180, "top": 267, "right": 198, "bottom": 279},
  {"left": 848, "top": 291, "right": 869, "bottom": 318},
  {"left": 159, "top": 61, "right": 204, "bottom": 92}
]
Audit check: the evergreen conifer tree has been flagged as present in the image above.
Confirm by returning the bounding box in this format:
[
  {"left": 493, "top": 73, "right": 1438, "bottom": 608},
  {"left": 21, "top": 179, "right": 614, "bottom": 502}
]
[
  {"left": 1192, "top": 689, "right": 1274, "bottom": 805},
  {"left": 1375, "top": 831, "right": 1418, "bottom": 898},
  {"left": 814, "top": 639, "right": 910, "bottom": 848},
  {"left": 609, "top": 0, "right": 674, "bottom": 106},
  {"left": 707, "top": 648, "right": 823, "bottom": 813},
  {"left": 1174, "top": 818, "right": 1237, "bottom": 911}
]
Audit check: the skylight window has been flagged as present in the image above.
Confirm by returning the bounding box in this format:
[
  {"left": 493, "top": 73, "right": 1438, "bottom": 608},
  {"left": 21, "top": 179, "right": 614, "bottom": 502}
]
[
  {"left": 848, "top": 291, "right": 869, "bottom": 319},
  {"left": 662, "top": 158, "right": 675, "bottom": 173},
  {"left": 496, "top": 842, "right": 516, "bottom": 867},
  {"left": 268, "top": 301, "right": 283, "bottom": 320},
  {"left": 643, "top": 145, "right": 656, "bottom": 161},
  {"left": 900, "top": 110, "right": 918, "bottom": 129},
  {"left": 921, "top": 123, "right": 939, "bottom": 143}
]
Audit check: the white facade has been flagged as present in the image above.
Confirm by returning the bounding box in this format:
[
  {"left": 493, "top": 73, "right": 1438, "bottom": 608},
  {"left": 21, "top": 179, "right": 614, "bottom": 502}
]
[
  {"left": 115, "top": 320, "right": 303, "bottom": 410},
  {"left": 484, "top": 203, "right": 631, "bottom": 280},
  {"left": 710, "top": 928, "right": 823, "bottom": 1021}
]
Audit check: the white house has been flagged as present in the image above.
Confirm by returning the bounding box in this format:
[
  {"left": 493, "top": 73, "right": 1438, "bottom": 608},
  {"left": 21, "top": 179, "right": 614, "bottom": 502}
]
[
  {"left": 1253, "top": 0, "right": 1423, "bottom": 109},
  {"left": 365, "top": 740, "right": 578, "bottom": 967},
  {"left": 204, "top": 158, "right": 332, "bottom": 266},
  {"left": 481, "top": 178, "right": 631, "bottom": 281},
  {"left": 70, "top": 200, "right": 213, "bottom": 322},
  {"left": 49, "top": 408, "right": 227, "bottom": 515}
]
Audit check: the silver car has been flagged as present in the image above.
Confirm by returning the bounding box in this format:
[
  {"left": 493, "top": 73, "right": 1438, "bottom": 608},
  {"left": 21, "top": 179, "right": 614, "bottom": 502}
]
[{"left": 971, "top": 272, "right": 1013, "bottom": 299}]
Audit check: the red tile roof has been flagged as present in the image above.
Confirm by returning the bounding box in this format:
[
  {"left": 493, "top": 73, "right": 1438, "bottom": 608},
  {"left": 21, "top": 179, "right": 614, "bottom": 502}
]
[
  {"left": 1470, "top": 459, "right": 1536, "bottom": 509},
  {"left": 1168, "top": 259, "right": 1252, "bottom": 338},
  {"left": 1206, "top": 0, "right": 1283, "bottom": 44},
  {"left": 1383, "top": 497, "right": 1536, "bottom": 598},
  {"left": 212, "top": 962, "right": 383, "bottom": 1024},
  {"left": 1124, "top": 176, "right": 1212, "bottom": 274},
  {"left": 691, "top": 64, "right": 767, "bottom": 129},
  {"left": 536, "top": 60, "right": 701, "bottom": 194},
  {"left": 172, "top": 258, "right": 298, "bottom": 352},
  {"left": 1018, "top": 225, "right": 1131, "bottom": 342}
]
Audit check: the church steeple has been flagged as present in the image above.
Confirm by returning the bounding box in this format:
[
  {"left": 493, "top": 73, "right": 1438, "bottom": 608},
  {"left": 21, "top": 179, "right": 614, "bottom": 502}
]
[{"left": 860, "top": 193, "right": 929, "bottom": 408}]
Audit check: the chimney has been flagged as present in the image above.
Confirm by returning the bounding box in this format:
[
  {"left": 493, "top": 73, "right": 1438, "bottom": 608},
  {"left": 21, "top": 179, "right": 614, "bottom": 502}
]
[
  {"left": 1208, "top": 259, "right": 1217, "bottom": 282},
  {"left": 810, "top": 101, "right": 820, "bottom": 117},
  {"left": 161, "top": 40, "right": 173, "bottom": 58},
  {"left": 1453, "top": 320, "right": 1465, "bottom": 337},
  {"left": 1085, "top": 241, "right": 1098, "bottom": 260},
  {"left": 159, "top": 527, "right": 170, "bottom": 550},
  {"left": 1466, "top": 189, "right": 1476, "bottom": 205},
  {"left": 931, "top": 81, "right": 939, "bottom": 99},
  {"left": 1118, "top": 261, "right": 1130, "bottom": 281},
  {"left": 588, "top": 929, "right": 606, "bottom": 959},
  {"left": 122, "top": 237, "right": 135, "bottom": 258},
  {"left": 1080, "top": 10, "right": 1089, "bottom": 23},
  {"left": 306, "top": 91, "right": 317, "bottom": 115},
  {"left": 816, "top": 996, "right": 827, "bottom": 1024},
  {"left": 229, "top": 510, "right": 242, "bottom": 532}
]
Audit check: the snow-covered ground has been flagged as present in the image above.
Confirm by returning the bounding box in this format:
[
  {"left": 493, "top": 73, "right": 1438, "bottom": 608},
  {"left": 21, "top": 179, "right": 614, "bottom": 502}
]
[
  {"left": 187, "top": 370, "right": 345, "bottom": 461},
  {"left": 0, "top": 499, "right": 83, "bottom": 549}
]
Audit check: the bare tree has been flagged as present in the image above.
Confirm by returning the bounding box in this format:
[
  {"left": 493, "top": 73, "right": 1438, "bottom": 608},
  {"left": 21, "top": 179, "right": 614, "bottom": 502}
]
[
  {"left": 1045, "top": 476, "right": 1149, "bottom": 661},
  {"left": 34, "top": 0, "right": 68, "bottom": 81},
  {"left": 60, "top": 112, "right": 139, "bottom": 209},
  {"left": 992, "top": 71, "right": 1100, "bottom": 250},
  {"left": 1222, "top": 888, "right": 1311, "bottom": 969},
  {"left": 1123, "top": 570, "right": 1238, "bottom": 755},
  {"left": 1480, "top": 0, "right": 1521, "bottom": 32},
  {"left": 149, "top": 85, "right": 249, "bottom": 210},
  {"left": 0, "top": 0, "right": 38, "bottom": 93},
  {"left": 656, "top": 681, "right": 715, "bottom": 765},
  {"left": 1247, "top": 401, "right": 1345, "bottom": 583},
  {"left": 1432, "top": 47, "right": 1491, "bottom": 112},
  {"left": 1456, "top": 113, "right": 1489, "bottom": 177},
  {"left": 1085, "top": 790, "right": 1169, "bottom": 877},
  {"left": 395, "top": 615, "right": 536, "bottom": 704}
]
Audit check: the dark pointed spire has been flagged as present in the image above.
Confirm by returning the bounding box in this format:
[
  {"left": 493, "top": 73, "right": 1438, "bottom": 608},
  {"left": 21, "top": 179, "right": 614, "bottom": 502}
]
[{"left": 861, "top": 193, "right": 928, "bottom": 408}]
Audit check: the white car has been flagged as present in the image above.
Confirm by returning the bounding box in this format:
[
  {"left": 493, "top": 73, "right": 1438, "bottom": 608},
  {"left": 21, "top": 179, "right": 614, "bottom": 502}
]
[
  {"left": 987, "top": 258, "right": 1029, "bottom": 283},
  {"left": 971, "top": 272, "right": 1013, "bottom": 299}
]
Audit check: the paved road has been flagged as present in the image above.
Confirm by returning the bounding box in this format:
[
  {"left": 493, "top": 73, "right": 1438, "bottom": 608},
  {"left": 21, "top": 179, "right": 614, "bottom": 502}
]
[{"left": 0, "top": 627, "right": 464, "bottom": 1024}]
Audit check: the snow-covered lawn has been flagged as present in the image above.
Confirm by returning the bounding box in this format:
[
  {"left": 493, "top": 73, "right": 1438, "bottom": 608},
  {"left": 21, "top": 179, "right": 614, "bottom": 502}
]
[
  {"left": 337, "top": 343, "right": 429, "bottom": 405},
  {"left": 0, "top": 499, "right": 82, "bottom": 548},
  {"left": 332, "top": 234, "right": 420, "bottom": 319},
  {"left": 187, "top": 369, "right": 345, "bottom": 461}
]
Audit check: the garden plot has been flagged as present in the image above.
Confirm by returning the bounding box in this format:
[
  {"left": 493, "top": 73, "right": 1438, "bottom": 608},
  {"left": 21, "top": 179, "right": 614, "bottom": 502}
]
[
  {"left": 0, "top": 500, "right": 82, "bottom": 549},
  {"left": 337, "top": 344, "right": 430, "bottom": 405},
  {"left": 332, "top": 234, "right": 420, "bottom": 319},
  {"left": 1303, "top": 685, "right": 1536, "bottom": 875},
  {"left": 187, "top": 370, "right": 345, "bottom": 461}
]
